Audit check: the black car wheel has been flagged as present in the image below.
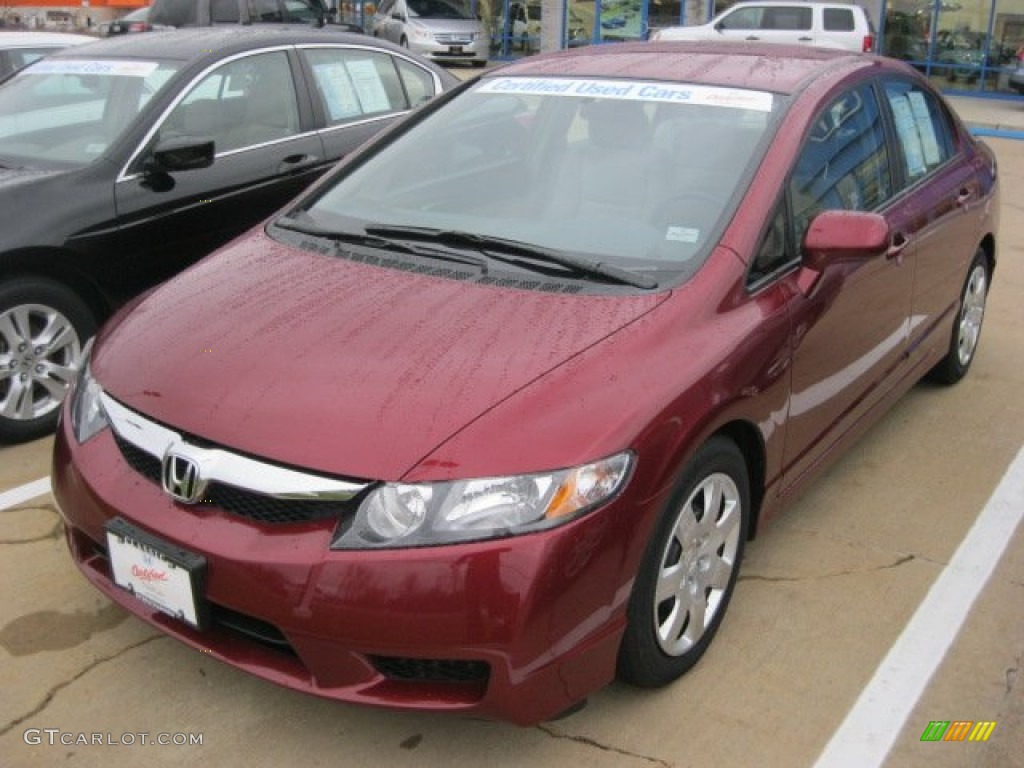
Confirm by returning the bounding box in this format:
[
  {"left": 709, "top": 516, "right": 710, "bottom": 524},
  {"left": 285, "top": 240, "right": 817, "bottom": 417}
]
[
  {"left": 0, "top": 279, "right": 95, "bottom": 443},
  {"left": 618, "top": 436, "right": 749, "bottom": 687},
  {"left": 928, "top": 249, "right": 989, "bottom": 385}
]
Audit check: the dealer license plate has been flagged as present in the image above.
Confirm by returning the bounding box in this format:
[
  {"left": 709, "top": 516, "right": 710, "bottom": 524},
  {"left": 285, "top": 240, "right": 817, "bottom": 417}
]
[
  {"left": 105, "top": 518, "right": 207, "bottom": 629},
  {"left": 449, "top": 45, "right": 463, "bottom": 54}
]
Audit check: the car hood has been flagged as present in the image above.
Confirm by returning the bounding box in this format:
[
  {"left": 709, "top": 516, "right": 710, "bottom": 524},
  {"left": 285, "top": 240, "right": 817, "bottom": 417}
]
[
  {"left": 93, "top": 231, "right": 667, "bottom": 481},
  {"left": 0, "top": 166, "right": 64, "bottom": 191},
  {"left": 412, "top": 18, "right": 483, "bottom": 34}
]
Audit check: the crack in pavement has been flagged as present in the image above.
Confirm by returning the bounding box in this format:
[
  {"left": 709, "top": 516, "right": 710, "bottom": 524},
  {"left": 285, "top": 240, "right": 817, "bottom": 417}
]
[
  {"left": 0, "top": 502, "right": 62, "bottom": 545},
  {"left": 1007, "top": 655, "right": 1020, "bottom": 695},
  {"left": 0, "top": 519, "right": 64, "bottom": 545},
  {"left": 738, "top": 554, "right": 916, "bottom": 583},
  {"left": 536, "top": 724, "right": 674, "bottom": 767},
  {"left": 0, "top": 634, "right": 163, "bottom": 738}
]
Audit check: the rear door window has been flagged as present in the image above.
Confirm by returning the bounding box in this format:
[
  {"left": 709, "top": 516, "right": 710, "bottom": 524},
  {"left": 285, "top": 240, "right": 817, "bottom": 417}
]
[
  {"left": 882, "top": 80, "right": 954, "bottom": 186},
  {"left": 304, "top": 49, "right": 412, "bottom": 124},
  {"left": 823, "top": 8, "right": 855, "bottom": 31},
  {"left": 761, "top": 7, "right": 811, "bottom": 30}
]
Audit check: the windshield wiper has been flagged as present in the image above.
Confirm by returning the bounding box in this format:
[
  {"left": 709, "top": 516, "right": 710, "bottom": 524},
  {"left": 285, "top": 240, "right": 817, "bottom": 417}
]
[
  {"left": 274, "top": 215, "right": 488, "bottom": 272},
  {"left": 365, "top": 225, "right": 658, "bottom": 290}
]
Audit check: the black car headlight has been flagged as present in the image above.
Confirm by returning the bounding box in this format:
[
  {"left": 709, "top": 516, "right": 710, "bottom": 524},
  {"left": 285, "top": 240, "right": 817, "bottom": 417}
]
[
  {"left": 69, "top": 341, "right": 109, "bottom": 444},
  {"left": 332, "top": 451, "right": 633, "bottom": 549}
]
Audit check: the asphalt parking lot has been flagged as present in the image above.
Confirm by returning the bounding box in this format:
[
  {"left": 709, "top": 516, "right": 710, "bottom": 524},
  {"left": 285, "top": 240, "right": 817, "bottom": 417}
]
[{"left": 1, "top": 124, "right": 1022, "bottom": 768}]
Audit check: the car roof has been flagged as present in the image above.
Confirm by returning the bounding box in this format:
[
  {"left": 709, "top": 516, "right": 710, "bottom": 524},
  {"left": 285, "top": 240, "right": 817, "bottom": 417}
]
[
  {"left": 718, "top": 0, "right": 860, "bottom": 7},
  {"left": 488, "top": 41, "right": 876, "bottom": 97},
  {"left": 45, "top": 26, "right": 376, "bottom": 64},
  {"left": 0, "top": 31, "right": 96, "bottom": 48}
]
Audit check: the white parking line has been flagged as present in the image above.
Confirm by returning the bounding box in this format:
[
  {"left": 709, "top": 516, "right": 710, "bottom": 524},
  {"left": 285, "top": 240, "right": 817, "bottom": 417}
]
[
  {"left": 0, "top": 476, "right": 52, "bottom": 512},
  {"left": 814, "top": 445, "right": 1024, "bottom": 768}
]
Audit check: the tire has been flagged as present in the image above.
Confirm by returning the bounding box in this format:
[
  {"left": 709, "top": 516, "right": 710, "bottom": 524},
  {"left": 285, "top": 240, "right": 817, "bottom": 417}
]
[
  {"left": 0, "top": 279, "right": 96, "bottom": 443},
  {"left": 472, "top": 60, "right": 487, "bottom": 68},
  {"left": 618, "top": 436, "right": 749, "bottom": 687},
  {"left": 928, "top": 249, "right": 989, "bottom": 385},
  {"left": 399, "top": 35, "right": 409, "bottom": 48}
]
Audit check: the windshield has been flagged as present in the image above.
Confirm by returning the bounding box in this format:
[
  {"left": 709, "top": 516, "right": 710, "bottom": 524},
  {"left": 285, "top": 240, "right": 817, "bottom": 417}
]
[
  {"left": 0, "top": 58, "right": 180, "bottom": 170},
  {"left": 295, "top": 77, "right": 777, "bottom": 284},
  {"left": 408, "top": 0, "right": 473, "bottom": 20}
]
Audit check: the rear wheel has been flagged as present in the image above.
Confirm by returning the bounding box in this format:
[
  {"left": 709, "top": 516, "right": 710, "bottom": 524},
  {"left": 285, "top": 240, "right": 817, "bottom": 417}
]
[
  {"left": 928, "top": 249, "right": 989, "bottom": 385},
  {"left": 618, "top": 437, "right": 749, "bottom": 687},
  {"left": 0, "top": 279, "right": 96, "bottom": 443}
]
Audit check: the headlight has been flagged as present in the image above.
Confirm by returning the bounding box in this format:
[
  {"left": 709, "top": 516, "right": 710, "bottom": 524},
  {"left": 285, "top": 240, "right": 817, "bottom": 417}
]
[
  {"left": 69, "top": 341, "right": 109, "bottom": 444},
  {"left": 408, "top": 23, "right": 435, "bottom": 42},
  {"left": 332, "top": 452, "right": 633, "bottom": 549}
]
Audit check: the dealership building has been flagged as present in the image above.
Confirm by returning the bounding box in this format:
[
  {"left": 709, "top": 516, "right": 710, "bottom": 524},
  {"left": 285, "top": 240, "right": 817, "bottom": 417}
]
[{"left": 2, "top": 0, "right": 1022, "bottom": 97}]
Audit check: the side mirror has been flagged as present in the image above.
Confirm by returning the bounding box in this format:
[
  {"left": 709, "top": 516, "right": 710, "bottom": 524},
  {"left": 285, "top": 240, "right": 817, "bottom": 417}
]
[
  {"left": 797, "top": 210, "right": 889, "bottom": 294},
  {"left": 144, "top": 136, "right": 216, "bottom": 175},
  {"left": 803, "top": 209, "right": 889, "bottom": 269},
  {"left": 392, "top": 11, "right": 404, "bottom": 20}
]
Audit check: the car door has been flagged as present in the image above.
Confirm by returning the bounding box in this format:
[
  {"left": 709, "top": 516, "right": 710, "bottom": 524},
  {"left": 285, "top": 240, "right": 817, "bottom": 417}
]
[
  {"left": 779, "top": 82, "right": 917, "bottom": 490},
  {"left": 112, "top": 48, "right": 326, "bottom": 289},
  {"left": 300, "top": 46, "right": 442, "bottom": 161},
  {"left": 716, "top": 4, "right": 813, "bottom": 45},
  {"left": 712, "top": 5, "right": 769, "bottom": 43},
  {"left": 757, "top": 5, "right": 815, "bottom": 45},
  {"left": 878, "top": 77, "right": 983, "bottom": 370},
  {"left": 374, "top": 0, "right": 402, "bottom": 43}
]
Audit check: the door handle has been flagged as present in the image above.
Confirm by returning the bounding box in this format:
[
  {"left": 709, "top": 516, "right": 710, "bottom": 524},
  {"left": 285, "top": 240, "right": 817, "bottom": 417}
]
[
  {"left": 956, "top": 188, "right": 973, "bottom": 208},
  {"left": 278, "top": 154, "right": 320, "bottom": 174},
  {"left": 886, "top": 232, "right": 909, "bottom": 264},
  {"left": 745, "top": 35, "right": 760, "bottom": 40},
  {"left": 798, "top": 36, "right": 813, "bottom": 41}
]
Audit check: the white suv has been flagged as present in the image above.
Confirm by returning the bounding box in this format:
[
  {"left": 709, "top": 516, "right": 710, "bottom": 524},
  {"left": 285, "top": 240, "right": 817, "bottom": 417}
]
[{"left": 651, "top": 1, "right": 876, "bottom": 53}]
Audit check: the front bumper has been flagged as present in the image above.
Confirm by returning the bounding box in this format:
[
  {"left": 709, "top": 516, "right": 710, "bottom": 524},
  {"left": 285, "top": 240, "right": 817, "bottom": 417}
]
[
  {"left": 51, "top": 408, "right": 647, "bottom": 725},
  {"left": 408, "top": 37, "right": 488, "bottom": 65}
]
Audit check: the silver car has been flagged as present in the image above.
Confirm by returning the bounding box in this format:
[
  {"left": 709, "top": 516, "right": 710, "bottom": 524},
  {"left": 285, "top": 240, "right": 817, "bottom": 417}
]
[
  {"left": 0, "top": 31, "right": 93, "bottom": 79},
  {"left": 371, "top": 0, "right": 488, "bottom": 67}
]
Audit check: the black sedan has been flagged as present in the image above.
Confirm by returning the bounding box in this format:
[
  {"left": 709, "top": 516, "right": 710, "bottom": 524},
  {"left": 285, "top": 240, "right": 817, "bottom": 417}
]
[{"left": 0, "top": 27, "right": 457, "bottom": 442}]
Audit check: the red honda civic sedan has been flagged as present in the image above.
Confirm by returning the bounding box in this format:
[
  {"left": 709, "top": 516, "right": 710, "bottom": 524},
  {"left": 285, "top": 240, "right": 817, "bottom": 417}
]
[{"left": 52, "top": 41, "right": 998, "bottom": 725}]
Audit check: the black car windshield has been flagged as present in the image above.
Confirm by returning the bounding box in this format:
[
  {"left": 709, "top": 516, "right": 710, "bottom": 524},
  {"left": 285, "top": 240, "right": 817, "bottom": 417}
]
[
  {"left": 299, "top": 76, "right": 777, "bottom": 280},
  {"left": 0, "top": 58, "right": 180, "bottom": 169}
]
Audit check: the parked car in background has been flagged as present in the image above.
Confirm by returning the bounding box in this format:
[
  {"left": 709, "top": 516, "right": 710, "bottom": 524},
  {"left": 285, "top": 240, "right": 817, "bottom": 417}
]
[
  {"left": 148, "top": 0, "right": 365, "bottom": 33},
  {"left": 651, "top": 1, "right": 876, "bottom": 52},
  {"left": 1009, "top": 46, "right": 1024, "bottom": 92},
  {"left": 53, "top": 42, "right": 996, "bottom": 724},
  {"left": 0, "top": 27, "right": 456, "bottom": 442},
  {"left": 371, "top": 0, "right": 488, "bottom": 67},
  {"left": 0, "top": 31, "right": 93, "bottom": 79},
  {"left": 105, "top": 6, "right": 162, "bottom": 35},
  {"left": 933, "top": 30, "right": 1009, "bottom": 83}
]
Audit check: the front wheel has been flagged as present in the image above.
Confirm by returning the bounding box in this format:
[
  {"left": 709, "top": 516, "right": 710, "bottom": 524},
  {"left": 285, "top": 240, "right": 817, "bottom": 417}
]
[
  {"left": 928, "top": 249, "right": 989, "bottom": 385},
  {"left": 618, "top": 436, "right": 749, "bottom": 687},
  {"left": 0, "top": 279, "right": 96, "bottom": 443}
]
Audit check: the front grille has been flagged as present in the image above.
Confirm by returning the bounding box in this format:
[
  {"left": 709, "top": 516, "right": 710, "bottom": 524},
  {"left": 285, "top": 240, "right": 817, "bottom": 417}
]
[
  {"left": 372, "top": 656, "right": 490, "bottom": 684},
  {"left": 111, "top": 432, "right": 355, "bottom": 525},
  {"left": 115, "top": 433, "right": 162, "bottom": 483}
]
